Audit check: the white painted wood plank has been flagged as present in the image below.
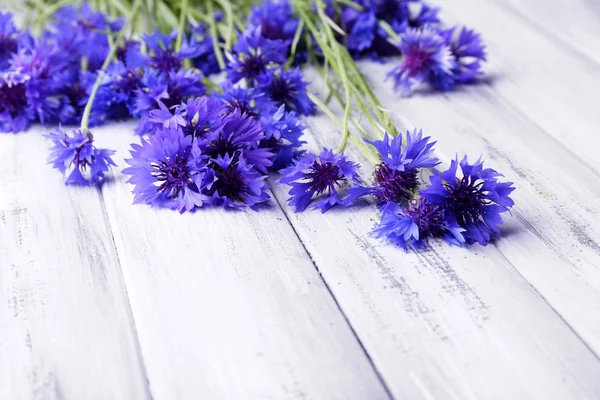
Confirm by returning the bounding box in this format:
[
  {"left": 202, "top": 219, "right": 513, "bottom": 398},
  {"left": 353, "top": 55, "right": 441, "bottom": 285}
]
[
  {"left": 493, "top": 0, "right": 600, "bottom": 65},
  {"left": 0, "top": 129, "right": 150, "bottom": 400},
  {"left": 386, "top": 0, "right": 600, "bottom": 354},
  {"left": 433, "top": 0, "right": 600, "bottom": 175},
  {"left": 358, "top": 58, "right": 600, "bottom": 356},
  {"left": 265, "top": 71, "right": 600, "bottom": 398},
  {"left": 97, "top": 122, "right": 391, "bottom": 400}
]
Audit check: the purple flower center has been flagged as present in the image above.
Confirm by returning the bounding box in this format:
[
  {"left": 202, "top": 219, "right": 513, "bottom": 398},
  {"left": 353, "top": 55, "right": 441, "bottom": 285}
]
[
  {"left": 210, "top": 160, "right": 248, "bottom": 202},
  {"left": 152, "top": 154, "right": 192, "bottom": 198},
  {"left": 72, "top": 139, "right": 93, "bottom": 169},
  {"left": 404, "top": 49, "right": 431, "bottom": 76},
  {"left": 405, "top": 199, "right": 445, "bottom": 238},
  {"left": 0, "top": 36, "right": 17, "bottom": 62},
  {"left": 224, "top": 99, "right": 258, "bottom": 118},
  {"left": 373, "top": 163, "right": 419, "bottom": 204},
  {"left": 64, "top": 83, "right": 87, "bottom": 116},
  {"left": 207, "top": 136, "right": 243, "bottom": 159},
  {"left": 239, "top": 55, "right": 267, "bottom": 81},
  {"left": 149, "top": 50, "right": 181, "bottom": 75},
  {"left": 259, "top": 21, "right": 286, "bottom": 41},
  {"left": 162, "top": 82, "right": 185, "bottom": 109},
  {"left": 182, "top": 120, "right": 210, "bottom": 138},
  {"left": 116, "top": 41, "right": 137, "bottom": 63},
  {"left": 375, "top": 0, "right": 405, "bottom": 22},
  {"left": 306, "top": 161, "right": 345, "bottom": 193},
  {"left": 266, "top": 76, "right": 293, "bottom": 105},
  {"left": 444, "top": 177, "right": 488, "bottom": 225},
  {"left": 115, "top": 70, "right": 142, "bottom": 94},
  {"left": 0, "top": 82, "right": 27, "bottom": 117}
]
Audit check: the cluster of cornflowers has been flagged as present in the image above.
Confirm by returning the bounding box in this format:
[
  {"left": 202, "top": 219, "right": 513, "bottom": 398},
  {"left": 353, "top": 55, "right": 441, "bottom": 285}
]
[
  {"left": 339, "top": 0, "right": 487, "bottom": 95},
  {"left": 2, "top": 1, "right": 487, "bottom": 135},
  {"left": 24, "top": 1, "right": 314, "bottom": 209},
  {"left": 280, "top": 130, "right": 514, "bottom": 249},
  {"left": 3, "top": 1, "right": 512, "bottom": 250},
  {"left": 0, "top": 5, "right": 220, "bottom": 135}
]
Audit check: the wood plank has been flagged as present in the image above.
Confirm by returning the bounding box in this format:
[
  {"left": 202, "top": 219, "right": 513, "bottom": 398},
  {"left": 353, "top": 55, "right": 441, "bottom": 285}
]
[
  {"left": 0, "top": 129, "right": 150, "bottom": 399},
  {"left": 264, "top": 72, "right": 600, "bottom": 398},
  {"left": 358, "top": 54, "right": 600, "bottom": 358},
  {"left": 98, "top": 122, "right": 391, "bottom": 400},
  {"left": 493, "top": 0, "right": 600, "bottom": 64},
  {"left": 432, "top": 0, "right": 600, "bottom": 175},
  {"left": 393, "top": 0, "right": 600, "bottom": 355}
]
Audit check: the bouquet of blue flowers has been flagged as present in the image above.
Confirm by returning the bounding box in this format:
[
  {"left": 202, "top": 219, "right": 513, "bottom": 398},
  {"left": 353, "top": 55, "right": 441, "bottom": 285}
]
[{"left": 0, "top": 0, "right": 513, "bottom": 250}]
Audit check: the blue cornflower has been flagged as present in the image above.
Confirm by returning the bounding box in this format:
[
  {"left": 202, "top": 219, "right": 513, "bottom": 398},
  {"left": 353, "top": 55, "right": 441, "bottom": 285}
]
[
  {"left": 134, "top": 68, "right": 205, "bottom": 135},
  {"left": 388, "top": 27, "right": 454, "bottom": 95},
  {"left": 280, "top": 148, "right": 361, "bottom": 213},
  {"left": 260, "top": 105, "right": 306, "bottom": 169},
  {"left": 439, "top": 26, "right": 487, "bottom": 83},
  {"left": 409, "top": 3, "right": 441, "bottom": 28},
  {"left": 145, "top": 96, "right": 225, "bottom": 139},
  {"left": 191, "top": 24, "right": 222, "bottom": 76},
  {"left": 205, "top": 153, "right": 270, "bottom": 209},
  {"left": 133, "top": 69, "right": 169, "bottom": 117},
  {"left": 225, "top": 29, "right": 288, "bottom": 85},
  {"left": 57, "top": 79, "right": 88, "bottom": 126},
  {"left": 83, "top": 62, "right": 145, "bottom": 125},
  {"left": 345, "top": 129, "right": 439, "bottom": 205},
  {"left": 47, "top": 3, "right": 122, "bottom": 71},
  {"left": 345, "top": 11, "right": 377, "bottom": 53},
  {"left": 144, "top": 29, "right": 202, "bottom": 75},
  {"left": 372, "top": 199, "right": 465, "bottom": 250},
  {"left": 215, "top": 84, "right": 276, "bottom": 118},
  {"left": 247, "top": 0, "right": 298, "bottom": 43},
  {"left": 256, "top": 66, "right": 315, "bottom": 116},
  {"left": 420, "top": 156, "right": 515, "bottom": 245},
  {"left": 147, "top": 100, "right": 186, "bottom": 132},
  {"left": 342, "top": 0, "right": 441, "bottom": 59},
  {"left": 204, "top": 108, "right": 273, "bottom": 173},
  {"left": 177, "top": 96, "right": 226, "bottom": 138},
  {"left": 122, "top": 128, "right": 212, "bottom": 213},
  {"left": 0, "top": 12, "right": 20, "bottom": 69},
  {"left": 156, "top": 68, "right": 206, "bottom": 109},
  {"left": 45, "top": 128, "right": 116, "bottom": 185},
  {"left": 2, "top": 42, "right": 66, "bottom": 132},
  {"left": 116, "top": 40, "right": 147, "bottom": 68},
  {"left": 0, "top": 68, "right": 32, "bottom": 132}
]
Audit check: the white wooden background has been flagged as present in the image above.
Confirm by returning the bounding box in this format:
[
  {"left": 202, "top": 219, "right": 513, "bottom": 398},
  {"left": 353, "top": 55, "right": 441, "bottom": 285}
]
[{"left": 2, "top": 0, "right": 600, "bottom": 398}]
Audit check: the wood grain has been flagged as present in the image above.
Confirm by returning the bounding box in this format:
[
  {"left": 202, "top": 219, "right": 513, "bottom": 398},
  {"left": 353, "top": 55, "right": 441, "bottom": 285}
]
[
  {"left": 0, "top": 129, "right": 150, "bottom": 399},
  {"left": 268, "top": 104, "right": 600, "bottom": 399},
  {"left": 493, "top": 0, "right": 600, "bottom": 64},
  {"left": 434, "top": 0, "right": 600, "bottom": 175},
  {"left": 97, "top": 122, "right": 391, "bottom": 400},
  {"left": 357, "top": 57, "right": 600, "bottom": 358},
  {"left": 2, "top": 1, "right": 600, "bottom": 398}
]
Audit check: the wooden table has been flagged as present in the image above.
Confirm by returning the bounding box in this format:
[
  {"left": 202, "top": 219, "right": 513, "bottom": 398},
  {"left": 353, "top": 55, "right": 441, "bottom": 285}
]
[{"left": 2, "top": 0, "right": 600, "bottom": 398}]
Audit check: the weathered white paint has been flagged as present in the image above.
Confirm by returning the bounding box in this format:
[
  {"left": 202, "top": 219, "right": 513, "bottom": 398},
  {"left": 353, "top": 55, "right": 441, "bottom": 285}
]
[
  {"left": 97, "top": 122, "right": 390, "bottom": 400},
  {"left": 494, "top": 0, "right": 600, "bottom": 64},
  {"left": 1, "top": 1, "right": 600, "bottom": 399},
  {"left": 358, "top": 58, "right": 600, "bottom": 357},
  {"left": 268, "top": 107, "right": 600, "bottom": 399},
  {"left": 434, "top": 0, "right": 600, "bottom": 174},
  {"left": 0, "top": 130, "right": 150, "bottom": 400}
]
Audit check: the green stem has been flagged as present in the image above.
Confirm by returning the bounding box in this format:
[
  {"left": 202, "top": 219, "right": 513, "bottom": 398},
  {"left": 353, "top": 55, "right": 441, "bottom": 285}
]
[
  {"left": 175, "top": 0, "right": 188, "bottom": 51},
  {"left": 314, "top": 0, "right": 351, "bottom": 153},
  {"left": 80, "top": 0, "right": 141, "bottom": 132},
  {"left": 286, "top": 19, "right": 304, "bottom": 67},
  {"left": 33, "top": 0, "right": 74, "bottom": 27},
  {"left": 214, "top": 0, "right": 235, "bottom": 51},
  {"left": 307, "top": 92, "right": 379, "bottom": 164},
  {"left": 206, "top": 0, "right": 226, "bottom": 69}
]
